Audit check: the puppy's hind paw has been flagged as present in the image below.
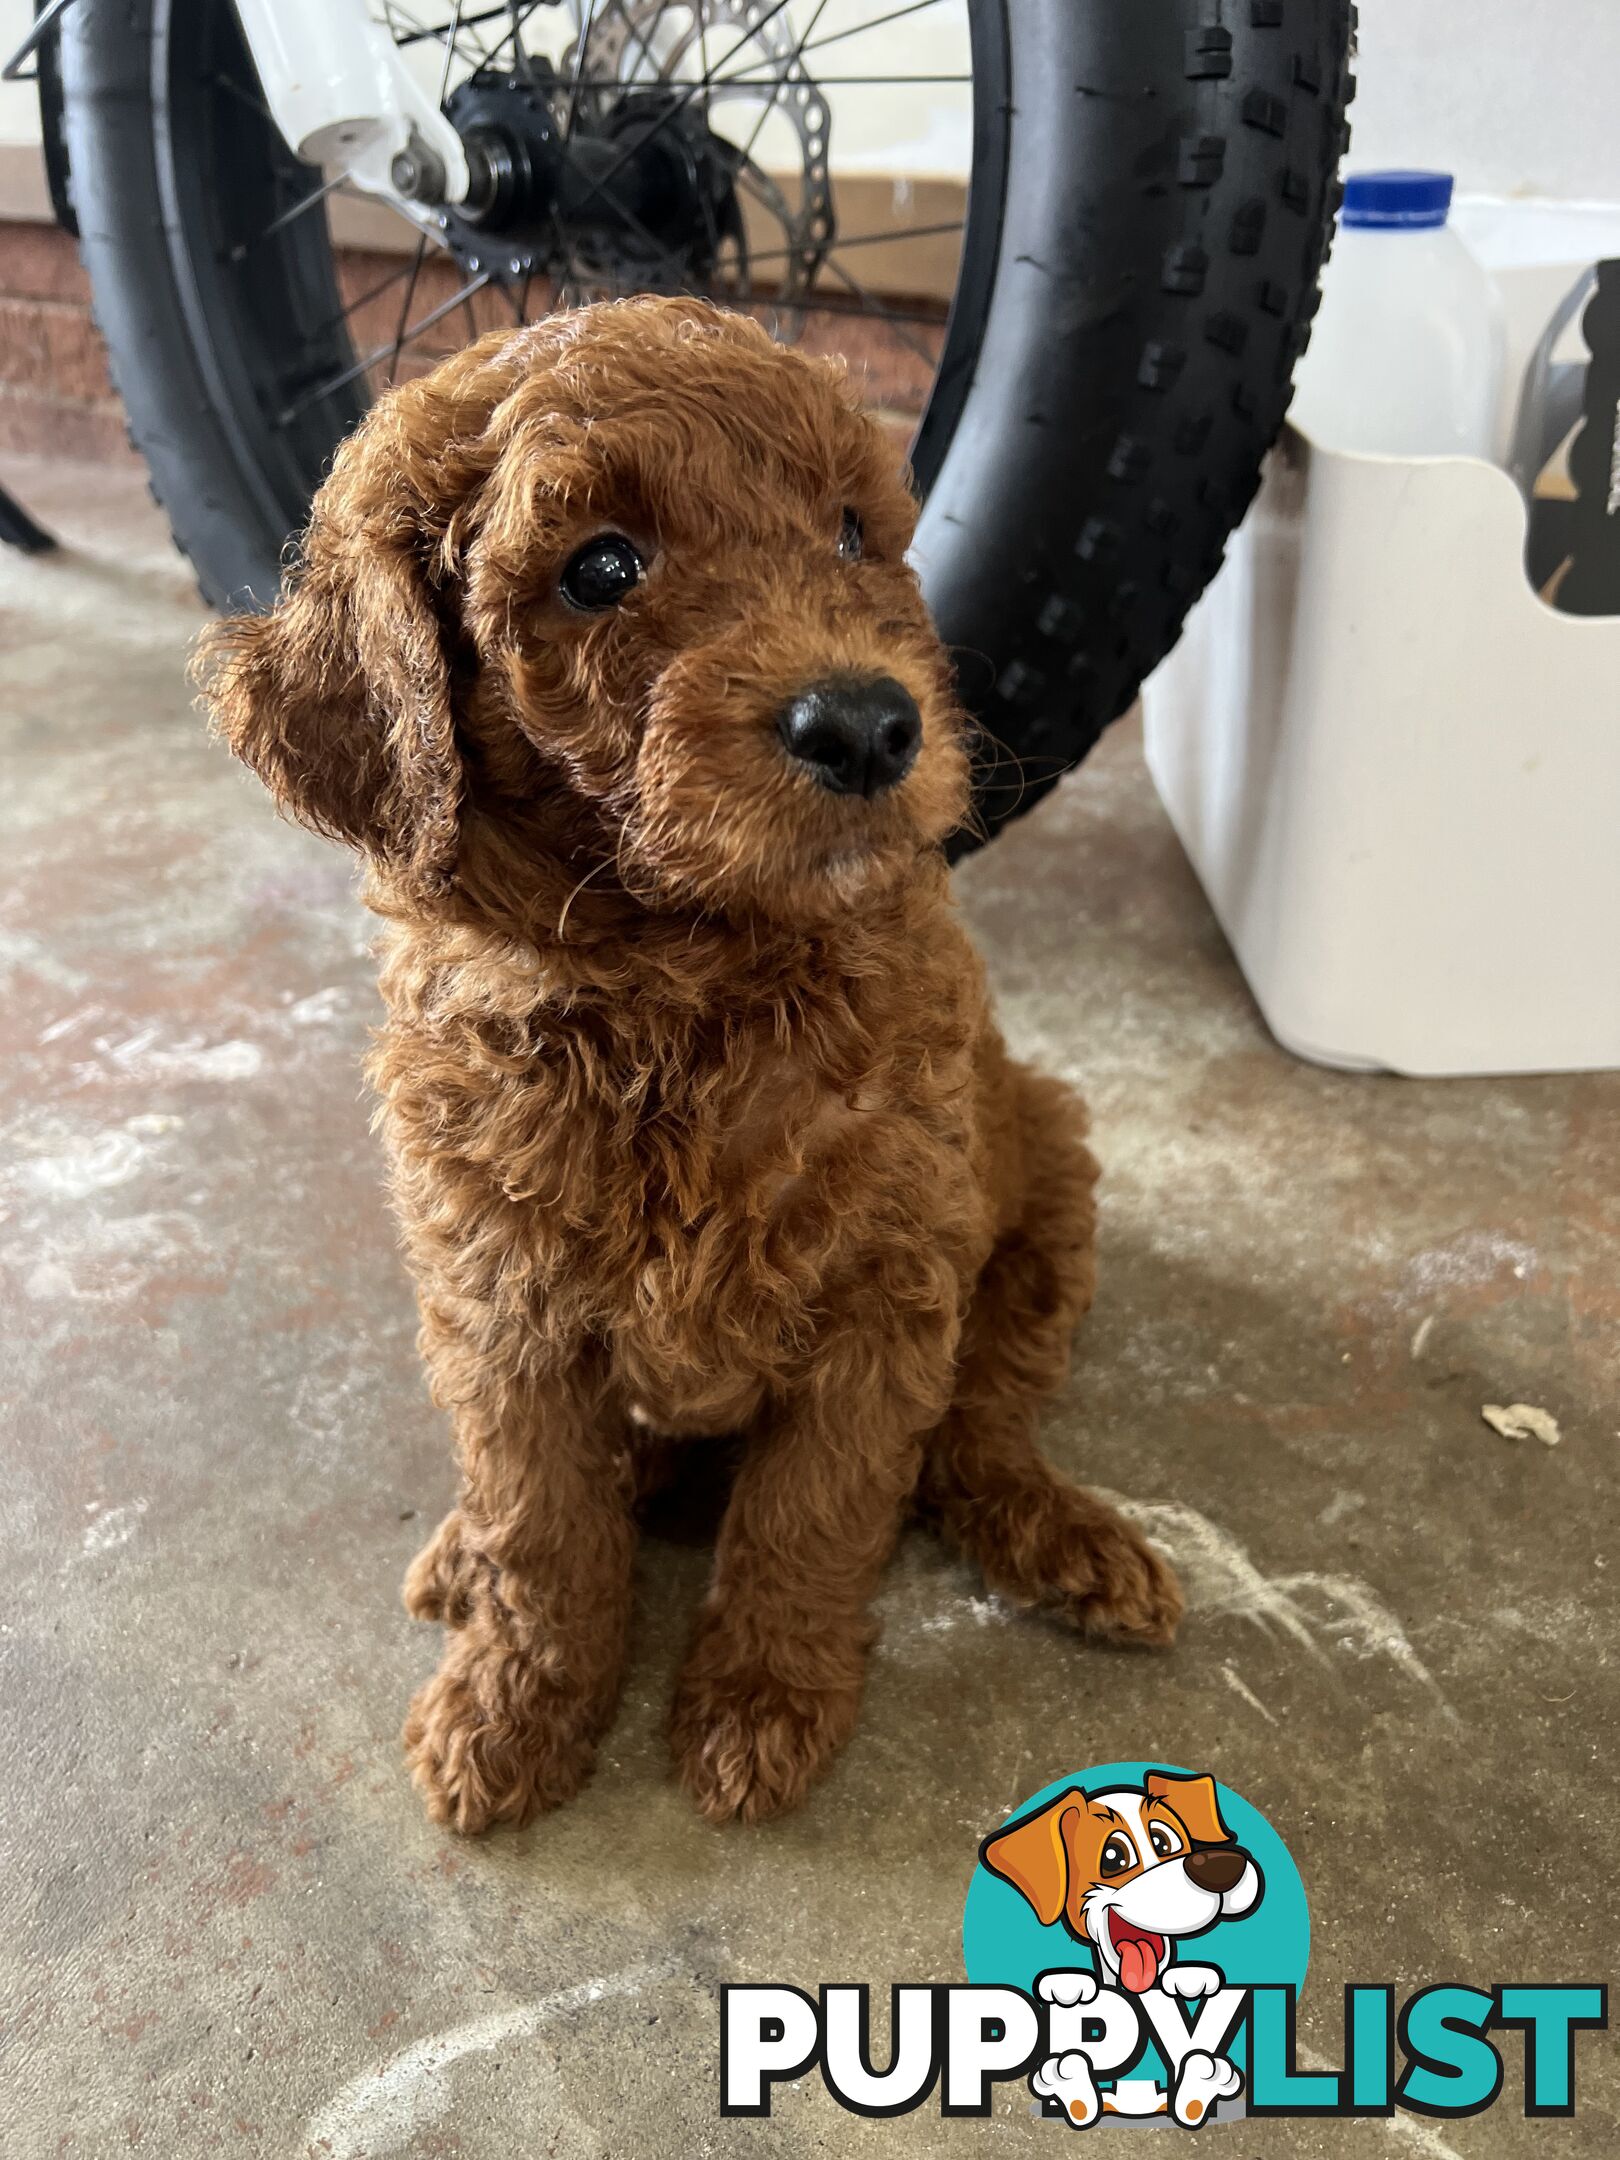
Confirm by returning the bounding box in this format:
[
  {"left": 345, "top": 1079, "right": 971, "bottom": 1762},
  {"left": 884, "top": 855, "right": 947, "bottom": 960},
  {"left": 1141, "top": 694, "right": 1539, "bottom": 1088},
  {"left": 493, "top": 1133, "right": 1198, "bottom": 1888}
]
[
  {"left": 1032, "top": 2051, "right": 1102, "bottom": 2129},
  {"left": 402, "top": 1507, "right": 478, "bottom": 1627},
  {"left": 1050, "top": 1510, "right": 1184, "bottom": 1650},
  {"left": 1172, "top": 2050, "right": 1242, "bottom": 2128}
]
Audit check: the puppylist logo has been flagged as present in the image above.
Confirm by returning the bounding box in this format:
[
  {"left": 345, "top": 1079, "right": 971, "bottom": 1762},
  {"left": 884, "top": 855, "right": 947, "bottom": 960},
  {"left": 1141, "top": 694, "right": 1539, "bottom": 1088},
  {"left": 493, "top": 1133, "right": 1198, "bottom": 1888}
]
[{"left": 722, "top": 1763, "right": 1607, "bottom": 2128}]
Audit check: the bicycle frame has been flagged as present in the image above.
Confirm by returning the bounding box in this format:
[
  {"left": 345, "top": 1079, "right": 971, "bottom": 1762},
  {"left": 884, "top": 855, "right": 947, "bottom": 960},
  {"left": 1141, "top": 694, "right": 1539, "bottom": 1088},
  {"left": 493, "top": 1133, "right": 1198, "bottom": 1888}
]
[{"left": 230, "top": 0, "right": 470, "bottom": 204}]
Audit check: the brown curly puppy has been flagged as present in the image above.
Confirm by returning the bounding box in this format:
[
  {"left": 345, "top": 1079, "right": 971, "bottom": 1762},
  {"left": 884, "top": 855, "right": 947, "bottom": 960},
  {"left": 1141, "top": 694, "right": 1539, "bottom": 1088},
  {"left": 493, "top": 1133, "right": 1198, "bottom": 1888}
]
[{"left": 197, "top": 297, "right": 1181, "bottom": 1833}]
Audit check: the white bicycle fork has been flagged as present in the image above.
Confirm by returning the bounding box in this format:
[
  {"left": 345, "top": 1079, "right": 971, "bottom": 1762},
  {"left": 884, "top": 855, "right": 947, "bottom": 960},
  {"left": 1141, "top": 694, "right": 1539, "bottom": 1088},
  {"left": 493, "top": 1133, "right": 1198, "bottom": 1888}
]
[{"left": 230, "top": 0, "right": 472, "bottom": 205}]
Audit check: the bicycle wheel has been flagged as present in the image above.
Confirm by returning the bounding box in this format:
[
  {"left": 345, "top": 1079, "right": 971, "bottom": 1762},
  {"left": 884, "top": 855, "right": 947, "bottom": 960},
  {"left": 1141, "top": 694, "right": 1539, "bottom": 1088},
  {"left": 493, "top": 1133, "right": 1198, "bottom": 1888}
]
[{"left": 58, "top": 0, "right": 1352, "bottom": 851}]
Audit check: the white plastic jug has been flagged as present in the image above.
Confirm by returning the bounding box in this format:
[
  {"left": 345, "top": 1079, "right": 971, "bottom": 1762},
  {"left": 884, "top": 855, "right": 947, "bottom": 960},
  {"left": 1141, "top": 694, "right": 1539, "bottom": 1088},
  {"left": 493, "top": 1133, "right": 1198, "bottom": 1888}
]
[{"left": 1290, "top": 170, "right": 1506, "bottom": 458}]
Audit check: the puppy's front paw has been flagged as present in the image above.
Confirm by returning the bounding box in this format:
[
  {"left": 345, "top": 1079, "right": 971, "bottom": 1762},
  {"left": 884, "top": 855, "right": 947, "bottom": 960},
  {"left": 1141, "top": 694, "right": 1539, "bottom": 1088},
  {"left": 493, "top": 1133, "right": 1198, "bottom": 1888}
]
[
  {"left": 403, "top": 1634, "right": 597, "bottom": 1835},
  {"left": 670, "top": 1658, "right": 859, "bottom": 1825}
]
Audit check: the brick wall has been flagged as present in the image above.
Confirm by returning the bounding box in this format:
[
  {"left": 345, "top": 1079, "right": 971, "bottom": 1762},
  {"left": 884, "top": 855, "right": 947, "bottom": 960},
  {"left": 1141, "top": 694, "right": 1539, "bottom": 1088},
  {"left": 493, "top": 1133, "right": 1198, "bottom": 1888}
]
[
  {"left": 0, "top": 213, "right": 942, "bottom": 463},
  {"left": 0, "top": 220, "right": 135, "bottom": 462}
]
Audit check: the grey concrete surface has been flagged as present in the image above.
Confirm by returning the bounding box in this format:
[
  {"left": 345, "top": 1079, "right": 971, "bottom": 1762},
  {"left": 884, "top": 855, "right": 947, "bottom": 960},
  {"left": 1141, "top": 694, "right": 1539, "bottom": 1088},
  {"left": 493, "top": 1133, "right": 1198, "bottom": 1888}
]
[{"left": 1, "top": 451, "right": 1615, "bottom": 2158}]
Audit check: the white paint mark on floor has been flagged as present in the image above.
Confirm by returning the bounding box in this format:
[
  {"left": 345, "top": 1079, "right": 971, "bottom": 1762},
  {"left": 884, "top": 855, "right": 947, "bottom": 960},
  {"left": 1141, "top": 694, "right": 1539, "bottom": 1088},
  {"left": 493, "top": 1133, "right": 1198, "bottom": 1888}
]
[
  {"left": 1401, "top": 1230, "right": 1537, "bottom": 1305},
  {"left": 1291, "top": 1573, "right": 1458, "bottom": 1719},
  {"left": 20, "top": 1128, "right": 149, "bottom": 1199},
  {"left": 1317, "top": 1489, "right": 1364, "bottom": 1528},
  {"left": 1108, "top": 1497, "right": 1457, "bottom": 1721},
  {"left": 304, "top": 1962, "right": 667, "bottom": 2158},
  {"left": 12, "top": 1210, "right": 199, "bottom": 1306},
  {"left": 76, "top": 1026, "right": 263, "bottom": 1085},
  {"left": 1410, "top": 1313, "right": 1436, "bottom": 1358},
  {"left": 37, "top": 1004, "right": 105, "bottom": 1045},
  {"left": 1219, "top": 1662, "right": 1277, "bottom": 1725},
  {"left": 0, "top": 927, "right": 89, "bottom": 995},
  {"left": 5, "top": 1110, "right": 186, "bottom": 1210},
  {"left": 284, "top": 985, "right": 348, "bottom": 1026},
  {"left": 125, "top": 1112, "right": 184, "bottom": 1137},
  {"left": 919, "top": 1593, "right": 1011, "bottom": 1636},
  {"left": 80, "top": 1498, "right": 147, "bottom": 1555}
]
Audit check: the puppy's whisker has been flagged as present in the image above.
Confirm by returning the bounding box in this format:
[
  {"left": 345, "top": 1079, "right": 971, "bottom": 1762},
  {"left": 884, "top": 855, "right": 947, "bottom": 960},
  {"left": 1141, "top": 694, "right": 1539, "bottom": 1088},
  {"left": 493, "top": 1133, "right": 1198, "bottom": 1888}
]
[{"left": 555, "top": 855, "right": 613, "bottom": 940}]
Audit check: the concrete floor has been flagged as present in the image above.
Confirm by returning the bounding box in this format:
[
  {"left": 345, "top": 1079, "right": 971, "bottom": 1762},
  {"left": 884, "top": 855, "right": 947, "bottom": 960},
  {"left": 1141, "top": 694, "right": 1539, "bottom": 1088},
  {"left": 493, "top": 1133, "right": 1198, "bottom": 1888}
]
[{"left": 1, "top": 451, "right": 1615, "bottom": 2158}]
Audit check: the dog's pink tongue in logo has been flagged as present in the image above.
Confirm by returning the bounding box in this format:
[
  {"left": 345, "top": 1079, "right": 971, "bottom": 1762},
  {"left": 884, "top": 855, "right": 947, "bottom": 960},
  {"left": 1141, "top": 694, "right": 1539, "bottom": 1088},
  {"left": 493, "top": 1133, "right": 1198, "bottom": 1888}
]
[{"left": 1109, "top": 1915, "right": 1167, "bottom": 1993}]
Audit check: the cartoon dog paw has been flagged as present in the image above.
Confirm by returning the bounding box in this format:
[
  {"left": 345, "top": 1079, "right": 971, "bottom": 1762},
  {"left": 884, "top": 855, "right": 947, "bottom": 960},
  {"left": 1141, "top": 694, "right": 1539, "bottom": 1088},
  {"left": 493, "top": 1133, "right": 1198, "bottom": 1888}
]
[
  {"left": 1033, "top": 2051, "right": 1102, "bottom": 2129},
  {"left": 1161, "top": 1964, "right": 1223, "bottom": 2002},
  {"left": 1171, "top": 2049, "right": 1243, "bottom": 2127},
  {"left": 1038, "top": 1970, "right": 1099, "bottom": 2009}
]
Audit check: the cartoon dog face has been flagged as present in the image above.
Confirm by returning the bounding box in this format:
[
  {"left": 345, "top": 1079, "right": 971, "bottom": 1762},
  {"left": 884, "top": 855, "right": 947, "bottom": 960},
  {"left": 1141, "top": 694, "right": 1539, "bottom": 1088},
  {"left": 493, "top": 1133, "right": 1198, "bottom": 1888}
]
[{"left": 982, "top": 1772, "right": 1262, "bottom": 1994}]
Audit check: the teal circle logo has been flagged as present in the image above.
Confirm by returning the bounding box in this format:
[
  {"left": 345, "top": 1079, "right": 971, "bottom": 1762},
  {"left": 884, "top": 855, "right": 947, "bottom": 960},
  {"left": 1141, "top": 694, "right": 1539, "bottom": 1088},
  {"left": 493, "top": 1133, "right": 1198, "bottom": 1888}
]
[
  {"left": 964, "top": 1762, "right": 1308, "bottom": 1994},
  {"left": 963, "top": 1763, "right": 1309, "bottom": 2121}
]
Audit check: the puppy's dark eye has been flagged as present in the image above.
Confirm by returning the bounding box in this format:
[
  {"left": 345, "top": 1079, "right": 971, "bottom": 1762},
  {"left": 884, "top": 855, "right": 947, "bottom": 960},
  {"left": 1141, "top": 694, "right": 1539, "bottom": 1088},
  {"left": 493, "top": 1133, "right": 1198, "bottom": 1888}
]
[
  {"left": 1100, "top": 1833, "right": 1138, "bottom": 1877},
  {"left": 837, "top": 507, "right": 864, "bottom": 562},
  {"left": 560, "top": 533, "right": 644, "bottom": 612}
]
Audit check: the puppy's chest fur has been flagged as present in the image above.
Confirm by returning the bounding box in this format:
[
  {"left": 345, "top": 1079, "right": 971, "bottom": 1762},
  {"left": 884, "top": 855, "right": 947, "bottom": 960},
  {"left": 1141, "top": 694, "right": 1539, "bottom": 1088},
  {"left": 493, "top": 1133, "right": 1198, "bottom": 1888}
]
[{"left": 369, "top": 907, "right": 995, "bottom": 1415}]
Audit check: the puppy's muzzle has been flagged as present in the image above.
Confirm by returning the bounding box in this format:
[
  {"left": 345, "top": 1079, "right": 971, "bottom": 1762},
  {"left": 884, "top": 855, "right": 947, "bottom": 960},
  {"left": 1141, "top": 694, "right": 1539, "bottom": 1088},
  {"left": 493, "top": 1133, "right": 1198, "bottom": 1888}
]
[
  {"left": 777, "top": 673, "right": 921, "bottom": 799},
  {"left": 1183, "top": 1846, "right": 1249, "bottom": 1896}
]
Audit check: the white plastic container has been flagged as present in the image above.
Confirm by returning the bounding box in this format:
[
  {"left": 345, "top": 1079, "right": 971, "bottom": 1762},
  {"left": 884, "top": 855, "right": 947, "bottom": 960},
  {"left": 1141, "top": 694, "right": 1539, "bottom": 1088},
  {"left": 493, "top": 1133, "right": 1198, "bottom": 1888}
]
[
  {"left": 1290, "top": 170, "right": 1506, "bottom": 457},
  {"left": 1142, "top": 235, "right": 1620, "bottom": 1081}
]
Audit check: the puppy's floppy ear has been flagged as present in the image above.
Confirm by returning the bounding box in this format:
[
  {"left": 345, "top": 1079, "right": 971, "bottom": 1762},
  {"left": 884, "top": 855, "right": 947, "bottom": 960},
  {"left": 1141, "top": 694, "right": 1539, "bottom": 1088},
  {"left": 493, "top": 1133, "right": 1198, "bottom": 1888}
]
[
  {"left": 192, "top": 338, "right": 518, "bottom": 895},
  {"left": 1146, "top": 1771, "right": 1233, "bottom": 1847},
  {"left": 981, "top": 1791, "right": 1083, "bottom": 1926}
]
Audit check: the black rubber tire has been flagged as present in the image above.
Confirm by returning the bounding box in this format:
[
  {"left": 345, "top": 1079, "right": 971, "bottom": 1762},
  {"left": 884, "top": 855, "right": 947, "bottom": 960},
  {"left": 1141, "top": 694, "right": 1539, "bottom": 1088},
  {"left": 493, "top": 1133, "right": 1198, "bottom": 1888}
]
[
  {"left": 916, "top": 0, "right": 1355, "bottom": 852},
  {"left": 59, "top": 0, "right": 367, "bottom": 611},
  {"left": 59, "top": 0, "right": 1352, "bottom": 849}
]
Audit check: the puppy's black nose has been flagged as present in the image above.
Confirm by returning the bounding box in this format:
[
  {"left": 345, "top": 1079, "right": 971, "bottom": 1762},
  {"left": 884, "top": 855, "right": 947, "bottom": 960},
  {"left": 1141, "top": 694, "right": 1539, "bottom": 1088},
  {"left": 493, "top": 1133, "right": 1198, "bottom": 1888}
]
[
  {"left": 776, "top": 674, "right": 922, "bottom": 799},
  {"left": 1184, "top": 1847, "right": 1248, "bottom": 1896}
]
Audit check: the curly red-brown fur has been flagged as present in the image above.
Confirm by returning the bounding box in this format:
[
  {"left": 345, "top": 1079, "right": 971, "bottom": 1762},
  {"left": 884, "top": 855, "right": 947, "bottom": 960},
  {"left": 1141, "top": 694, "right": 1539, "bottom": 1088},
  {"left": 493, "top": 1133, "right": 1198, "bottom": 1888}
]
[{"left": 195, "top": 298, "right": 1180, "bottom": 1832}]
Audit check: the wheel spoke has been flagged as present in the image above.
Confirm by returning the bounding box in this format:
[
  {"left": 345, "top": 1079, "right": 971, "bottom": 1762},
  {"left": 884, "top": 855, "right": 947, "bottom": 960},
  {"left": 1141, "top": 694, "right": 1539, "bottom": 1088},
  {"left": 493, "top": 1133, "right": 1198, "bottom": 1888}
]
[
  {"left": 775, "top": 292, "right": 947, "bottom": 332},
  {"left": 386, "top": 2, "right": 507, "bottom": 50},
  {"left": 387, "top": 234, "right": 431, "bottom": 388},
  {"left": 475, "top": 0, "right": 563, "bottom": 75},
  {"left": 313, "top": 257, "right": 422, "bottom": 343},
  {"left": 382, "top": 0, "right": 490, "bottom": 69},
  {"left": 230, "top": 172, "right": 350, "bottom": 262},
  {"left": 714, "top": 71, "right": 970, "bottom": 87},
  {"left": 507, "top": 0, "right": 534, "bottom": 82},
  {"left": 818, "top": 253, "right": 939, "bottom": 367},
  {"left": 561, "top": 0, "right": 601, "bottom": 139},
  {"left": 436, "top": 0, "right": 468, "bottom": 104},
  {"left": 733, "top": 0, "right": 832, "bottom": 169},
  {"left": 621, "top": 0, "right": 679, "bottom": 85},
  {"left": 741, "top": 220, "right": 963, "bottom": 268},
  {"left": 279, "top": 270, "right": 495, "bottom": 424},
  {"left": 214, "top": 70, "right": 274, "bottom": 125},
  {"left": 797, "top": 0, "right": 947, "bottom": 58}
]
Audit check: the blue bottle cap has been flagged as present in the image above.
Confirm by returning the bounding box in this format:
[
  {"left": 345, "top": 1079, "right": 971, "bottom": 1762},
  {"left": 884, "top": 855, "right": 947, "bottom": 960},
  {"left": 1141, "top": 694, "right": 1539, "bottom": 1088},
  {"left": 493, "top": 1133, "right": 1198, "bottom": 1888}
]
[{"left": 1341, "top": 170, "right": 1455, "bottom": 230}]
